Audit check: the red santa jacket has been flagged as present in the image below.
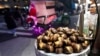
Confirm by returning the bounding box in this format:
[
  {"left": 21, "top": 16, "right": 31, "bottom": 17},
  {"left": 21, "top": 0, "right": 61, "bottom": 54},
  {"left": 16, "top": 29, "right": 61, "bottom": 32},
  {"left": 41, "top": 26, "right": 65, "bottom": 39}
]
[{"left": 27, "top": 4, "right": 37, "bottom": 25}]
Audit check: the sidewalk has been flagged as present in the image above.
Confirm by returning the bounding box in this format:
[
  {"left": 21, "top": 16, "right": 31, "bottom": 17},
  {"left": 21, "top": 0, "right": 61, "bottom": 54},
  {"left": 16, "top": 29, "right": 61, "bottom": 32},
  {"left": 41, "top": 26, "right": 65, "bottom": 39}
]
[
  {"left": 0, "top": 33, "right": 15, "bottom": 42},
  {"left": 0, "top": 37, "right": 36, "bottom": 56}
]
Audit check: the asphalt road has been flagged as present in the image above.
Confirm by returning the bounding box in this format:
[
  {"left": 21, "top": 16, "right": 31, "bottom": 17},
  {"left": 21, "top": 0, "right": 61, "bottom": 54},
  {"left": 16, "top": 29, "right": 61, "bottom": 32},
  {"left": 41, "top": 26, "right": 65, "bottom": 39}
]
[{"left": 0, "top": 37, "right": 36, "bottom": 56}]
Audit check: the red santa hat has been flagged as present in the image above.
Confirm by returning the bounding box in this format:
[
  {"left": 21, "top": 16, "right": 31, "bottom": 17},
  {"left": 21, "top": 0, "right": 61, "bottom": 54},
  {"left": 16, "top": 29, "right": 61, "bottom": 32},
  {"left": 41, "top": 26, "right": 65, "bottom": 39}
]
[{"left": 29, "top": 3, "right": 37, "bottom": 17}]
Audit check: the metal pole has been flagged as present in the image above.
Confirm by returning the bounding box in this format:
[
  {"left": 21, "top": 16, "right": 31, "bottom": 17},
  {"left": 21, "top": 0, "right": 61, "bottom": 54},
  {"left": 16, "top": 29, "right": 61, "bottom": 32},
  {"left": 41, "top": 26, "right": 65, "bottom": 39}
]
[{"left": 79, "top": 0, "right": 84, "bottom": 35}]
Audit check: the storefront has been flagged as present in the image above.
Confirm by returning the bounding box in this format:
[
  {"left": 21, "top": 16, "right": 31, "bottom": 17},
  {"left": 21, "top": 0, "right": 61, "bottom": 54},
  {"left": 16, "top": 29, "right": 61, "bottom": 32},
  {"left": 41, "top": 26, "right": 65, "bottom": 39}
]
[{"left": 29, "top": 0, "right": 56, "bottom": 24}]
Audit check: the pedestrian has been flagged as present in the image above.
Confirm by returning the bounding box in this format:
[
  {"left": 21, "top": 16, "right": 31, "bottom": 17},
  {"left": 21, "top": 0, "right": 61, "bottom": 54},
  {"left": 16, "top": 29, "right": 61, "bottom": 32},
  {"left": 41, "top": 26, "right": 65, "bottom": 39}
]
[
  {"left": 4, "top": 8, "right": 17, "bottom": 36},
  {"left": 13, "top": 8, "right": 22, "bottom": 26},
  {"left": 71, "top": 0, "right": 76, "bottom": 14},
  {"left": 27, "top": 3, "right": 37, "bottom": 27},
  {"left": 77, "top": 3, "right": 98, "bottom": 36}
]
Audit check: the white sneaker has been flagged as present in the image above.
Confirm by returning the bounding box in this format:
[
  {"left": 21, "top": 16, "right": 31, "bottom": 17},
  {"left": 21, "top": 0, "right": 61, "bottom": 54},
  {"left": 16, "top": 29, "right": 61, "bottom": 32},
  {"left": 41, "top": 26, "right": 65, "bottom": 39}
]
[{"left": 13, "top": 32, "right": 17, "bottom": 37}]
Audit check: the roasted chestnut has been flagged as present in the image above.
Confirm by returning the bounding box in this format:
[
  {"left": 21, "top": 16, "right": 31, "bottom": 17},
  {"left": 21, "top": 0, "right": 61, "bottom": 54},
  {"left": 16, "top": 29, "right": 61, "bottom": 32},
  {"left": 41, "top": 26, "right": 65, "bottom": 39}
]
[
  {"left": 73, "top": 32, "right": 79, "bottom": 37},
  {"left": 58, "top": 32, "right": 64, "bottom": 35},
  {"left": 46, "top": 45, "right": 54, "bottom": 53},
  {"left": 37, "top": 35, "right": 43, "bottom": 40},
  {"left": 55, "top": 48, "right": 63, "bottom": 54},
  {"left": 37, "top": 35, "right": 43, "bottom": 43},
  {"left": 51, "top": 28, "right": 57, "bottom": 34},
  {"left": 66, "top": 30, "right": 73, "bottom": 36},
  {"left": 42, "top": 36, "right": 50, "bottom": 43},
  {"left": 71, "top": 29, "right": 76, "bottom": 33},
  {"left": 63, "top": 38, "right": 71, "bottom": 46},
  {"left": 61, "top": 34, "right": 67, "bottom": 39},
  {"left": 52, "top": 34, "right": 59, "bottom": 41},
  {"left": 47, "top": 42, "right": 53, "bottom": 46},
  {"left": 63, "top": 27, "right": 69, "bottom": 32},
  {"left": 38, "top": 42, "right": 46, "bottom": 50},
  {"left": 58, "top": 37, "right": 64, "bottom": 42},
  {"left": 45, "top": 30, "right": 52, "bottom": 35},
  {"left": 70, "top": 35, "right": 77, "bottom": 42},
  {"left": 48, "top": 28, "right": 53, "bottom": 31},
  {"left": 82, "top": 41, "right": 89, "bottom": 49},
  {"left": 64, "top": 46, "right": 73, "bottom": 54},
  {"left": 54, "top": 41, "right": 63, "bottom": 48},
  {"left": 48, "top": 33, "right": 53, "bottom": 37},
  {"left": 72, "top": 44, "right": 82, "bottom": 53},
  {"left": 57, "top": 27, "right": 64, "bottom": 32}
]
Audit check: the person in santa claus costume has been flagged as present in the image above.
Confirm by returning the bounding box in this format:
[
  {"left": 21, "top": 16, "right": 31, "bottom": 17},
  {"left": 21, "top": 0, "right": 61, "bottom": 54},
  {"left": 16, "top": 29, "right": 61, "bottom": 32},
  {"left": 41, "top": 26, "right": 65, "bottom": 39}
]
[
  {"left": 27, "top": 3, "right": 37, "bottom": 27},
  {"left": 27, "top": 3, "right": 44, "bottom": 36}
]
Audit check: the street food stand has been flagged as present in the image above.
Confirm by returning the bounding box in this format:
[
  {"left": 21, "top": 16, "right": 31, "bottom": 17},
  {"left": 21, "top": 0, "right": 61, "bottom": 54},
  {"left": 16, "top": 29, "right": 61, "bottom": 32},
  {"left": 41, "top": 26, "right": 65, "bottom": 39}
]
[{"left": 28, "top": 0, "right": 100, "bottom": 56}]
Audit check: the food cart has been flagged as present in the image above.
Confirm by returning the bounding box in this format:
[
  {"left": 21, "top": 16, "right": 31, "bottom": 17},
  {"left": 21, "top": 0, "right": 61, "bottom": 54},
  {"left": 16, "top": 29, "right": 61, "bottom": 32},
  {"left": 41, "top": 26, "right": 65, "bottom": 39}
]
[{"left": 28, "top": 0, "right": 100, "bottom": 56}]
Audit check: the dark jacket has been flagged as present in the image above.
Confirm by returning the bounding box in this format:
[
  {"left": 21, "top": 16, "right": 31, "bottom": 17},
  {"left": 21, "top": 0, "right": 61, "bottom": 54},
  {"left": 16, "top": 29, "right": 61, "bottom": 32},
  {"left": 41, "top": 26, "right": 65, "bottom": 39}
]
[{"left": 4, "top": 9, "right": 17, "bottom": 29}]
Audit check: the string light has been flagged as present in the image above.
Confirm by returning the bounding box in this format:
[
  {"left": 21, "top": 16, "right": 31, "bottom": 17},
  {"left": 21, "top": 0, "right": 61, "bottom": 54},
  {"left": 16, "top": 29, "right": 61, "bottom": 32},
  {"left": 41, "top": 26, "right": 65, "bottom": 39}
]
[{"left": 4, "top": 0, "right": 8, "bottom": 2}]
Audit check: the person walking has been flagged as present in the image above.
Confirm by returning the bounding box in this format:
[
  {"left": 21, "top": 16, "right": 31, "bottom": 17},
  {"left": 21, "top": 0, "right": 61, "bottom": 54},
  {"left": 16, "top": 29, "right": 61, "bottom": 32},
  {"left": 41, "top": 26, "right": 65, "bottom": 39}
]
[
  {"left": 4, "top": 8, "right": 17, "bottom": 36},
  {"left": 13, "top": 8, "right": 22, "bottom": 26}
]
